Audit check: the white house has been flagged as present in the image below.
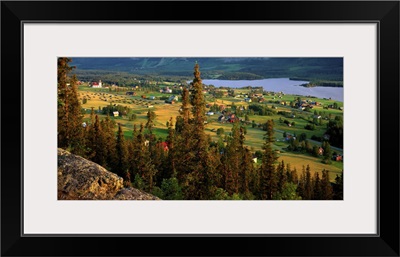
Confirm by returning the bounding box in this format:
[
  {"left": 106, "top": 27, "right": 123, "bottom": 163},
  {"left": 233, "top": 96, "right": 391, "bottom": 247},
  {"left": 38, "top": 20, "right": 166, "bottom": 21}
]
[{"left": 92, "top": 80, "right": 102, "bottom": 88}]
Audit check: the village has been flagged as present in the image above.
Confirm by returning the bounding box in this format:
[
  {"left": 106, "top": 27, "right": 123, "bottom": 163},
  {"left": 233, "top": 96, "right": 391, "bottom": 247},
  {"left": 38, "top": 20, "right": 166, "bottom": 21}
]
[{"left": 76, "top": 78, "right": 343, "bottom": 181}]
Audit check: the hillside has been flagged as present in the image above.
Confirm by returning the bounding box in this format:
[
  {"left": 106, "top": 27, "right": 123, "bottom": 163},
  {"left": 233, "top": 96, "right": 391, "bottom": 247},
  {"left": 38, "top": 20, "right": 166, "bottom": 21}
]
[
  {"left": 70, "top": 57, "right": 343, "bottom": 83},
  {"left": 58, "top": 148, "right": 159, "bottom": 200}
]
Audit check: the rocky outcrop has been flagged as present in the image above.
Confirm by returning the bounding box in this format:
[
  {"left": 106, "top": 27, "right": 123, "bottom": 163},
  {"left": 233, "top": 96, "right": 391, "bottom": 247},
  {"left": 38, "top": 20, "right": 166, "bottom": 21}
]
[{"left": 58, "top": 148, "right": 159, "bottom": 200}]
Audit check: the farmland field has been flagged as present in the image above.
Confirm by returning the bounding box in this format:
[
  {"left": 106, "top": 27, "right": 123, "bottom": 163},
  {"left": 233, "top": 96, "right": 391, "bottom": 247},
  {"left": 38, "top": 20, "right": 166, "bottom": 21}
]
[{"left": 78, "top": 85, "right": 343, "bottom": 181}]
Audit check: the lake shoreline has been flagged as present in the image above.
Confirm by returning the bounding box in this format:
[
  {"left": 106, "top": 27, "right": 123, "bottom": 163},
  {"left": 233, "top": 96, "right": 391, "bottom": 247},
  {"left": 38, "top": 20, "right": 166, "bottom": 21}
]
[{"left": 199, "top": 78, "right": 343, "bottom": 102}]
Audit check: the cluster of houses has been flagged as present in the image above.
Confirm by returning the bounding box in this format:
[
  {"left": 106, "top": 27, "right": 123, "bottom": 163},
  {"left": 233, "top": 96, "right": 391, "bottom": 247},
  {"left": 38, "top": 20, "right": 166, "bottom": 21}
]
[
  {"left": 235, "top": 93, "right": 266, "bottom": 103},
  {"left": 295, "top": 100, "right": 322, "bottom": 110},
  {"left": 160, "top": 87, "right": 173, "bottom": 94},
  {"left": 218, "top": 113, "right": 239, "bottom": 123}
]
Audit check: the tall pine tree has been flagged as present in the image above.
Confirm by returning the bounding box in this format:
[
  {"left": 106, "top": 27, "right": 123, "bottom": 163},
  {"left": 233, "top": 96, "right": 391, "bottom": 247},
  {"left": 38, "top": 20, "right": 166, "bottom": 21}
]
[
  {"left": 57, "top": 58, "right": 84, "bottom": 154},
  {"left": 260, "top": 119, "right": 278, "bottom": 200}
]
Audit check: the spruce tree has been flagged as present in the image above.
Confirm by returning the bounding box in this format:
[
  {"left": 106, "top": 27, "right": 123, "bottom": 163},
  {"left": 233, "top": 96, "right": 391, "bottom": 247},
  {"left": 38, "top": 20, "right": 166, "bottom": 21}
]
[
  {"left": 223, "top": 121, "right": 242, "bottom": 194},
  {"left": 165, "top": 117, "right": 177, "bottom": 179},
  {"left": 260, "top": 119, "right": 278, "bottom": 200},
  {"left": 57, "top": 58, "right": 84, "bottom": 154},
  {"left": 313, "top": 172, "right": 322, "bottom": 200},
  {"left": 276, "top": 160, "right": 287, "bottom": 194},
  {"left": 333, "top": 171, "right": 344, "bottom": 200},
  {"left": 303, "top": 164, "right": 313, "bottom": 200},
  {"left": 183, "top": 63, "right": 213, "bottom": 199},
  {"left": 145, "top": 110, "right": 156, "bottom": 135},
  {"left": 241, "top": 148, "right": 254, "bottom": 197},
  {"left": 285, "top": 163, "right": 292, "bottom": 183},
  {"left": 92, "top": 115, "right": 107, "bottom": 167},
  {"left": 322, "top": 141, "right": 333, "bottom": 164},
  {"left": 321, "top": 169, "right": 333, "bottom": 200},
  {"left": 115, "top": 124, "right": 129, "bottom": 180},
  {"left": 101, "top": 114, "right": 117, "bottom": 170}
]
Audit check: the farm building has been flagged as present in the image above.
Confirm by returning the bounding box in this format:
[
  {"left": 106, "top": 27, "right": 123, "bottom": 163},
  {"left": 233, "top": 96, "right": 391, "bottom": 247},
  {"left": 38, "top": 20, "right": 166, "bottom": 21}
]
[
  {"left": 165, "top": 95, "right": 178, "bottom": 104},
  {"left": 91, "top": 80, "right": 102, "bottom": 88},
  {"left": 285, "top": 135, "right": 293, "bottom": 141},
  {"left": 332, "top": 155, "right": 343, "bottom": 161},
  {"left": 162, "top": 87, "right": 173, "bottom": 94},
  {"left": 157, "top": 142, "right": 169, "bottom": 151},
  {"left": 112, "top": 111, "right": 119, "bottom": 117},
  {"left": 227, "top": 114, "right": 238, "bottom": 123}
]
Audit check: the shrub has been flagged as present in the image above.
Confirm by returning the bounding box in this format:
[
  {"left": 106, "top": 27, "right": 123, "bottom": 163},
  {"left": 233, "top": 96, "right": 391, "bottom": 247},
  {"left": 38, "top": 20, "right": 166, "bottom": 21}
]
[
  {"left": 304, "top": 124, "right": 316, "bottom": 130},
  {"left": 216, "top": 128, "right": 225, "bottom": 136}
]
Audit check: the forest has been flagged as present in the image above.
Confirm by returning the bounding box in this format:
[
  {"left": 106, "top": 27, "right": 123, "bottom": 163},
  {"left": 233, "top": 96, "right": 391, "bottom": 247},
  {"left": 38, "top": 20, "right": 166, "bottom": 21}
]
[
  {"left": 58, "top": 57, "right": 343, "bottom": 200},
  {"left": 72, "top": 57, "right": 344, "bottom": 86}
]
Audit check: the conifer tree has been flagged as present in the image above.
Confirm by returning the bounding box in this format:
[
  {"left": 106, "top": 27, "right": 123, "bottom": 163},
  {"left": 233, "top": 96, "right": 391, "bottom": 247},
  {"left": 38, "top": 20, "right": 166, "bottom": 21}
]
[
  {"left": 297, "top": 167, "right": 306, "bottom": 198},
  {"left": 145, "top": 110, "right": 156, "bottom": 135},
  {"left": 181, "top": 87, "right": 191, "bottom": 125},
  {"left": 101, "top": 114, "right": 117, "bottom": 170},
  {"left": 115, "top": 124, "right": 129, "bottom": 180},
  {"left": 241, "top": 148, "right": 254, "bottom": 197},
  {"left": 291, "top": 167, "right": 299, "bottom": 185},
  {"left": 313, "top": 172, "right": 322, "bottom": 200},
  {"left": 260, "top": 119, "right": 278, "bottom": 200},
  {"left": 165, "top": 117, "right": 177, "bottom": 179},
  {"left": 57, "top": 58, "right": 84, "bottom": 154},
  {"left": 321, "top": 169, "right": 333, "bottom": 200},
  {"left": 223, "top": 121, "right": 242, "bottom": 194},
  {"left": 276, "top": 160, "right": 287, "bottom": 194},
  {"left": 182, "top": 63, "right": 213, "bottom": 199},
  {"left": 333, "top": 171, "right": 344, "bottom": 200},
  {"left": 322, "top": 141, "right": 333, "bottom": 164},
  {"left": 92, "top": 115, "right": 107, "bottom": 167},
  {"left": 303, "top": 164, "right": 313, "bottom": 200},
  {"left": 130, "top": 124, "right": 146, "bottom": 179}
]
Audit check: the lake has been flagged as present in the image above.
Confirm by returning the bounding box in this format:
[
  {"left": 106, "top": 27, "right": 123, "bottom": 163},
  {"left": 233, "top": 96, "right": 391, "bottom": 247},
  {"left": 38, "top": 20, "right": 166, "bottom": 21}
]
[{"left": 201, "top": 78, "right": 343, "bottom": 102}]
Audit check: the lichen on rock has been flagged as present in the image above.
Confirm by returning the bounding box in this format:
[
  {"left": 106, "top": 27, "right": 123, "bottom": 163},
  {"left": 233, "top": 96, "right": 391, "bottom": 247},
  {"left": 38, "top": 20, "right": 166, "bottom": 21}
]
[{"left": 57, "top": 148, "right": 159, "bottom": 200}]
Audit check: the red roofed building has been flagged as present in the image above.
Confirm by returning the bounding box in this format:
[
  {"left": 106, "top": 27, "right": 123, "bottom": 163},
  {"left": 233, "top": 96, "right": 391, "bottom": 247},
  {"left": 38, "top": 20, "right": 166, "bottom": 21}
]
[
  {"left": 157, "top": 142, "right": 169, "bottom": 151},
  {"left": 91, "top": 80, "right": 102, "bottom": 88}
]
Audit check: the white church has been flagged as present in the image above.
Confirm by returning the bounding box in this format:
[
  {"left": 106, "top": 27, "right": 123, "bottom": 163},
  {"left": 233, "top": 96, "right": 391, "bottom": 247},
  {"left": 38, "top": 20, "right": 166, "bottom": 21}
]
[{"left": 91, "top": 80, "right": 102, "bottom": 88}]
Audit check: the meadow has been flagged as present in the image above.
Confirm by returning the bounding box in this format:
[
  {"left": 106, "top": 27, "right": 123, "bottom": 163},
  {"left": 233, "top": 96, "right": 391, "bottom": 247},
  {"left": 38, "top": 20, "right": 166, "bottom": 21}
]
[{"left": 78, "top": 84, "right": 343, "bottom": 181}]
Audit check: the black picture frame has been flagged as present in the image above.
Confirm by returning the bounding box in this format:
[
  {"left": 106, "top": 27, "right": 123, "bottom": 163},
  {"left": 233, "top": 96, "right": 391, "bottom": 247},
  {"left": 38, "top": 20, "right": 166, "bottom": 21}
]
[{"left": 1, "top": 1, "right": 399, "bottom": 256}]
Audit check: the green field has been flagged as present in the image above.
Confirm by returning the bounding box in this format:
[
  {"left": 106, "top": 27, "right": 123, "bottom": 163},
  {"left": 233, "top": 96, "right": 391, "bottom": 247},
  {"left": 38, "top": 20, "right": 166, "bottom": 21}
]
[{"left": 79, "top": 85, "right": 343, "bottom": 181}]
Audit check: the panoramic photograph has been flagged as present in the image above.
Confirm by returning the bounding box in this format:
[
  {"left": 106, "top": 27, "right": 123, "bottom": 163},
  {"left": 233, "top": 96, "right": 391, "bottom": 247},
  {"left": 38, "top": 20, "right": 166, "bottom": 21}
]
[{"left": 57, "top": 57, "right": 343, "bottom": 200}]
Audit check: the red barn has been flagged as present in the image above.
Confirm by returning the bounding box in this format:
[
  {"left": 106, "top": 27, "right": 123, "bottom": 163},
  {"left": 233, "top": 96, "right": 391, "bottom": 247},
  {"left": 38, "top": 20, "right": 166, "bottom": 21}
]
[{"left": 157, "top": 142, "right": 169, "bottom": 151}]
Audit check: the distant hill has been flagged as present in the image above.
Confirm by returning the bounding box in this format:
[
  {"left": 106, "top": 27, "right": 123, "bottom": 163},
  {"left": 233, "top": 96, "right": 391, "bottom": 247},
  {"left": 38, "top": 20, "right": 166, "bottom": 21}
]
[{"left": 70, "top": 57, "right": 343, "bottom": 84}]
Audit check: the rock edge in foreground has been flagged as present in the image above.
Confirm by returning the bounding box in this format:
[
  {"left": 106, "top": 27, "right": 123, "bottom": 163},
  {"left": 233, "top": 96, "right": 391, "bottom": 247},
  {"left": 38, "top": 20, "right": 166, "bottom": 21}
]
[{"left": 58, "top": 148, "right": 159, "bottom": 200}]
